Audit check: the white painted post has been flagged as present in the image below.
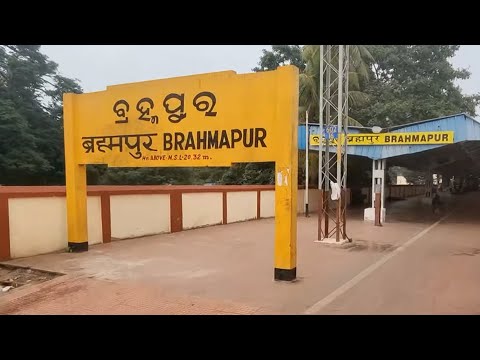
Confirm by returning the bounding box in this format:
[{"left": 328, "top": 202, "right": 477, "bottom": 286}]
[{"left": 365, "top": 158, "right": 386, "bottom": 222}]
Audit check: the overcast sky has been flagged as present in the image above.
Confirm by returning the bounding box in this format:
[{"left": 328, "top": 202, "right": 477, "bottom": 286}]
[{"left": 41, "top": 45, "right": 480, "bottom": 98}]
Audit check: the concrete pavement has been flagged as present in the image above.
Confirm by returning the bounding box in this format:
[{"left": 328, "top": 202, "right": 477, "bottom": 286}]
[
  {"left": 313, "top": 193, "right": 480, "bottom": 314},
  {"left": 1, "top": 191, "right": 479, "bottom": 315}
]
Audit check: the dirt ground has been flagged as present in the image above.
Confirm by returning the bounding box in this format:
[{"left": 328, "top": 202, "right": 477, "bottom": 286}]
[{"left": 0, "top": 264, "right": 62, "bottom": 296}]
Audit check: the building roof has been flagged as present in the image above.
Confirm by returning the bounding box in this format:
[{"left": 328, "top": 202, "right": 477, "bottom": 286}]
[{"left": 298, "top": 113, "right": 480, "bottom": 161}]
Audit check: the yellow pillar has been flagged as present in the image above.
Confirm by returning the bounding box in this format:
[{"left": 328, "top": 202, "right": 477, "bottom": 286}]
[
  {"left": 63, "top": 93, "right": 89, "bottom": 252},
  {"left": 274, "top": 66, "right": 299, "bottom": 281}
]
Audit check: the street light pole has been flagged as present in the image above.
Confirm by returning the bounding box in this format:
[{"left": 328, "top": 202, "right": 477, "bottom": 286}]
[{"left": 305, "top": 111, "right": 309, "bottom": 217}]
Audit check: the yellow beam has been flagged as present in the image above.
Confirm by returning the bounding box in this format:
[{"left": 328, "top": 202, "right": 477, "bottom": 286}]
[
  {"left": 274, "top": 66, "right": 298, "bottom": 281},
  {"left": 64, "top": 93, "right": 88, "bottom": 252}
]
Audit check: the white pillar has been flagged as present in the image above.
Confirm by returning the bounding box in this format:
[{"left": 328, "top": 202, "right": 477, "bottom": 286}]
[{"left": 364, "top": 158, "right": 386, "bottom": 222}]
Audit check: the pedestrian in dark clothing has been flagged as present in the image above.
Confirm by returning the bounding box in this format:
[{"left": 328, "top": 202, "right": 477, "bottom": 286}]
[{"left": 432, "top": 193, "right": 441, "bottom": 214}]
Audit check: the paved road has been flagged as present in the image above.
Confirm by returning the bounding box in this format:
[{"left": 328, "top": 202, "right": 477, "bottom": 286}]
[
  {"left": 2, "top": 191, "right": 479, "bottom": 314},
  {"left": 309, "top": 191, "right": 480, "bottom": 314}
]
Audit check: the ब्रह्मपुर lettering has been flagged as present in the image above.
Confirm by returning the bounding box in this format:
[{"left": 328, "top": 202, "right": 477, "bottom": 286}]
[{"left": 80, "top": 90, "right": 269, "bottom": 161}]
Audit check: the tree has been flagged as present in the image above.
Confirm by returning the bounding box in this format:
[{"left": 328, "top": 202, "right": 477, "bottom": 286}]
[
  {"left": 191, "top": 167, "right": 227, "bottom": 185},
  {"left": 0, "top": 45, "right": 83, "bottom": 185},
  {"left": 239, "top": 45, "right": 373, "bottom": 186},
  {"left": 299, "top": 45, "right": 373, "bottom": 126},
  {"left": 221, "top": 163, "right": 247, "bottom": 185},
  {"left": 350, "top": 45, "right": 480, "bottom": 128},
  {"left": 96, "top": 167, "right": 194, "bottom": 185},
  {"left": 252, "top": 45, "right": 305, "bottom": 72},
  {"left": 229, "top": 45, "right": 308, "bottom": 186}
]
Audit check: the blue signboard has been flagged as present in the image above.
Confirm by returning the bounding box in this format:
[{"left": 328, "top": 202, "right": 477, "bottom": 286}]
[{"left": 323, "top": 125, "right": 338, "bottom": 139}]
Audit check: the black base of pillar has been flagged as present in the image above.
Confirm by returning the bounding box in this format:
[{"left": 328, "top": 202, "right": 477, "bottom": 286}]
[
  {"left": 274, "top": 267, "right": 296, "bottom": 282},
  {"left": 68, "top": 242, "right": 88, "bottom": 253}
]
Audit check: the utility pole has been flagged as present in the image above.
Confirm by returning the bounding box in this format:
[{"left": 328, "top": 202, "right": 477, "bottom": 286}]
[
  {"left": 317, "top": 45, "right": 350, "bottom": 243},
  {"left": 305, "top": 111, "right": 310, "bottom": 217}
]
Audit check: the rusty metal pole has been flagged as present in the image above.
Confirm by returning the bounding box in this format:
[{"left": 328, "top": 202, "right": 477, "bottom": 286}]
[
  {"left": 317, "top": 45, "right": 350, "bottom": 242},
  {"left": 318, "top": 190, "right": 324, "bottom": 239},
  {"left": 305, "top": 111, "right": 310, "bottom": 218},
  {"left": 335, "top": 45, "right": 344, "bottom": 242},
  {"left": 317, "top": 45, "right": 325, "bottom": 241}
]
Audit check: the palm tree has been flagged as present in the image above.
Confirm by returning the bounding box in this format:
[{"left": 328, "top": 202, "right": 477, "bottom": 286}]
[{"left": 299, "top": 45, "right": 373, "bottom": 127}]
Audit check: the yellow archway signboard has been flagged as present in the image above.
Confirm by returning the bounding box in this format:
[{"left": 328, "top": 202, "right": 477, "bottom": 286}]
[{"left": 64, "top": 66, "right": 299, "bottom": 281}]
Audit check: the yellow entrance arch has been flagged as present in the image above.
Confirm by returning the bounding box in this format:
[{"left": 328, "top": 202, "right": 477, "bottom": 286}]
[{"left": 64, "top": 66, "right": 299, "bottom": 281}]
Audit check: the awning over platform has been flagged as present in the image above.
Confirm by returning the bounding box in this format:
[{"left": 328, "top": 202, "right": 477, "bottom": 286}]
[{"left": 298, "top": 113, "right": 480, "bottom": 175}]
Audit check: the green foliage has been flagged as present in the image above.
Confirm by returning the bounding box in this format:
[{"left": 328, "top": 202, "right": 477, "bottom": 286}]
[
  {"left": 241, "top": 45, "right": 310, "bottom": 186},
  {"left": 98, "top": 167, "right": 194, "bottom": 185},
  {"left": 300, "top": 45, "right": 373, "bottom": 125},
  {"left": 221, "top": 163, "right": 274, "bottom": 185},
  {"left": 0, "top": 45, "right": 83, "bottom": 185},
  {"left": 252, "top": 45, "right": 305, "bottom": 72},
  {"left": 190, "top": 167, "right": 228, "bottom": 185},
  {"left": 350, "top": 45, "right": 480, "bottom": 127},
  {"left": 1, "top": 45, "right": 478, "bottom": 187},
  {"left": 298, "top": 151, "right": 318, "bottom": 186},
  {"left": 245, "top": 45, "right": 479, "bottom": 186}
]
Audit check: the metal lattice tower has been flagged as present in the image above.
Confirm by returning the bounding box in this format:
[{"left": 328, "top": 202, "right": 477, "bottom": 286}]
[{"left": 317, "top": 45, "right": 350, "bottom": 242}]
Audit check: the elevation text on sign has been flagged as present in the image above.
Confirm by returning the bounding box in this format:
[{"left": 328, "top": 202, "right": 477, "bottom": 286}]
[
  {"left": 64, "top": 66, "right": 299, "bottom": 282},
  {"left": 71, "top": 70, "right": 291, "bottom": 168}
]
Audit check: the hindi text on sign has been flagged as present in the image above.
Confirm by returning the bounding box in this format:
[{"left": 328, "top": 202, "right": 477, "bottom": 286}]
[{"left": 309, "top": 131, "right": 454, "bottom": 146}]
